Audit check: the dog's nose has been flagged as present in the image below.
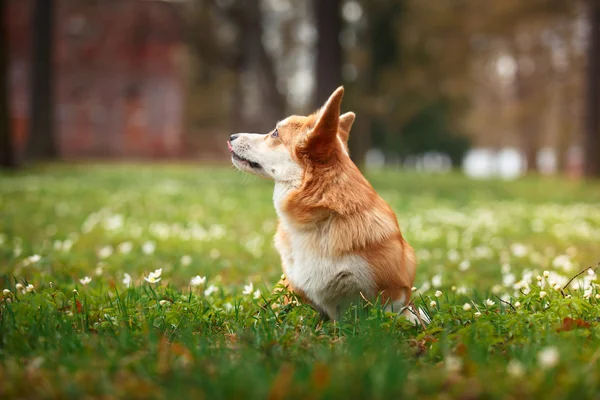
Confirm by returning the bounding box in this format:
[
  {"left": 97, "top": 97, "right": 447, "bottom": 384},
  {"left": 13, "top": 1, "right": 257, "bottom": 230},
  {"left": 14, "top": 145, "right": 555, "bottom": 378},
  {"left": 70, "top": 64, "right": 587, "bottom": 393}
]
[{"left": 230, "top": 134, "right": 239, "bottom": 142}]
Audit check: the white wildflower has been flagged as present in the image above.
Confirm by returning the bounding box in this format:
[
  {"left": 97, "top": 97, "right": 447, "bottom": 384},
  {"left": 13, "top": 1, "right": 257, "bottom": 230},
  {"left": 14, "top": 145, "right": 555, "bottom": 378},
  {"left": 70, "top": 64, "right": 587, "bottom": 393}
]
[
  {"left": 429, "top": 300, "right": 437, "bottom": 308},
  {"left": 123, "top": 273, "right": 132, "bottom": 288},
  {"left": 431, "top": 274, "right": 442, "bottom": 288},
  {"left": 553, "top": 284, "right": 561, "bottom": 291},
  {"left": 462, "top": 303, "right": 472, "bottom": 311},
  {"left": 456, "top": 286, "right": 468, "bottom": 295},
  {"left": 204, "top": 285, "right": 218, "bottom": 296},
  {"left": 507, "top": 360, "right": 525, "bottom": 377},
  {"left": 543, "top": 270, "right": 550, "bottom": 278},
  {"left": 79, "top": 276, "right": 92, "bottom": 285},
  {"left": 253, "top": 289, "right": 261, "bottom": 299},
  {"left": 181, "top": 255, "right": 192, "bottom": 266},
  {"left": 97, "top": 246, "right": 113, "bottom": 259},
  {"left": 539, "top": 291, "right": 547, "bottom": 299},
  {"left": 485, "top": 299, "right": 495, "bottom": 307},
  {"left": 142, "top": 241, "right": 156, "bottom": 255},
  {"left": 445, "top": 356, "right": 462, "bottom": 373},
  {"left": 537, "top": 347, "right": 559, "bottom": 369},
  {"left": 3, "top": 289, "right": 11, "bottom": 296},
  {"left": 190, "top": 275, "right": 206, "bottom": 286},
  {"left": 159, "top": 300, "right": 169, "bottom": 306},
  {"left": 514, "top": 301, "right": 521, "bottom": 308},
  {"left": 242, "top": 282, "right": 254, "bottom": 295},
  {"left": 26, "top": 284, "right": 34, "bottom": 293},
  {"left": 474, "top": 311, "right": 482, "bottom": 318},
  {"left": 411, "top": 286, "right": 417, "bottom": 292},
  {"left": 458, "top": 260, "right": 470, "bottom": 271},
  {"left": 15, "top": 283, "right": 24, "bottom": 291},
  {"left": 118, "top": 241, "right": 133, "bottom": 254},
  {"left": 435, "top": 290, "right": 442, "bottom": 298},
  {"left": 144, "top": 268, "right": 162, "bottom": 284}
]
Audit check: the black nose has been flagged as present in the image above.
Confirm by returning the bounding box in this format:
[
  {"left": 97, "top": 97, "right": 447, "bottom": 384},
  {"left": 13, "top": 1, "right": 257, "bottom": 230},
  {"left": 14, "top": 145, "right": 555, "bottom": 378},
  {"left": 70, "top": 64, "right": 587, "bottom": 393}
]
[{"left": 230, "top": 134, "right": 239, "bottom": 142}]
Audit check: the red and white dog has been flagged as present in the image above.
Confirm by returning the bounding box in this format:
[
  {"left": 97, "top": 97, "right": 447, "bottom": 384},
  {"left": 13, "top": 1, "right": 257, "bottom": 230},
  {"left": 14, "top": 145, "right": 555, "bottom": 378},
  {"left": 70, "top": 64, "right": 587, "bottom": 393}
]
[{"left": 228, "top": 87, "right": 421, "bottom": 322}]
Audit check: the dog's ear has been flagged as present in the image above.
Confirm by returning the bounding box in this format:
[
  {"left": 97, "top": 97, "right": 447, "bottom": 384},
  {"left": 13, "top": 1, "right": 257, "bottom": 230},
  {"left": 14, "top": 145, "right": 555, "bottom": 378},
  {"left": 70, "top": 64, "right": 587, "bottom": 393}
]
[
  {"left": 338, "top": 112, "right": 355, "bottom": 145},
  {"left": 304, "top": 86, "right": 344, "bottom": 161}
]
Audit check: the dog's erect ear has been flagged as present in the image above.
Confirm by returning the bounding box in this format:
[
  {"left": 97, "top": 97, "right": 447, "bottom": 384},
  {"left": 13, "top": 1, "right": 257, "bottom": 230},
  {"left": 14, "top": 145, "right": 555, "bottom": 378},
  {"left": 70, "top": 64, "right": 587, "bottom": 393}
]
[
  {"left": 305, "top": 86, "right": 344, "bottom": 160},
  {"left": 338, "top": 112, "right": 355, "bottom": 144}
]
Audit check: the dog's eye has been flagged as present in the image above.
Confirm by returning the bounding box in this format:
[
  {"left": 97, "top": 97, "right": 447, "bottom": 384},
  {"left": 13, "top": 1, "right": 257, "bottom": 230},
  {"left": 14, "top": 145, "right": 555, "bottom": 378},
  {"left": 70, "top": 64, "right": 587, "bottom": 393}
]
[{"left": 272, "top": 129, "right": 279, "bottom": 138}]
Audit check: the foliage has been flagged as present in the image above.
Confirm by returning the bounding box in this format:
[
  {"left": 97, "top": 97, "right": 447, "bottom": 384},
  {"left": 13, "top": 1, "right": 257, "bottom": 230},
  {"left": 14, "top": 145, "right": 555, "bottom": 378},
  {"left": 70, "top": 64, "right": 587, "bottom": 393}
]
[{"left": 1, "top": 165, "right": 600, "bottom": 398}]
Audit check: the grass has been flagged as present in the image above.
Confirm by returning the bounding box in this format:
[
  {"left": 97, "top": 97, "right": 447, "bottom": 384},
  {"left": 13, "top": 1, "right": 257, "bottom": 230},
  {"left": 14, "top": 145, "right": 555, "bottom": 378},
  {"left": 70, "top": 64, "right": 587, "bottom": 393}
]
[{"left": 1, "top": 164, "right": 600, "bottom": 399}]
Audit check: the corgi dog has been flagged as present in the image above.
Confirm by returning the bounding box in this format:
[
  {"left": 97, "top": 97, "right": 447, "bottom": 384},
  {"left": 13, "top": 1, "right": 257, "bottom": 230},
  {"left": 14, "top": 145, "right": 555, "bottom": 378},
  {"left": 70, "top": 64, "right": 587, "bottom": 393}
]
[{"left": 228, "top": 87, "right": 421, "bottom": 323}]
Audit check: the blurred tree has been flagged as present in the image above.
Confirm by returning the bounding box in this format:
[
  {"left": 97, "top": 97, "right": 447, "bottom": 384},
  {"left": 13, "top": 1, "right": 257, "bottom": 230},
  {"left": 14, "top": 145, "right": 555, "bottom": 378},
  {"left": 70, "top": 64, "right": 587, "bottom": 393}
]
[
  {"left": 314, "top": 0, "right": 342, "bottom": 107},
  {"left": 585, "top": 0, "right": 600, "bottom": 177},
  {"left": 25, "top": 0, "right": 57, "bottom": 162},
  {"left": 0, "top": 0, "right": 16, "bottom": 169}
]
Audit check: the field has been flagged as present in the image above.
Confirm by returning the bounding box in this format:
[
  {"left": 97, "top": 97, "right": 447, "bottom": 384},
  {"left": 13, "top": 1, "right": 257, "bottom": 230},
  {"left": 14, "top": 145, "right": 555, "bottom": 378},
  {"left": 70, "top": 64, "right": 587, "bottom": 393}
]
[{"left": 2, "top": 164, "right": 600, "bottom": 399}]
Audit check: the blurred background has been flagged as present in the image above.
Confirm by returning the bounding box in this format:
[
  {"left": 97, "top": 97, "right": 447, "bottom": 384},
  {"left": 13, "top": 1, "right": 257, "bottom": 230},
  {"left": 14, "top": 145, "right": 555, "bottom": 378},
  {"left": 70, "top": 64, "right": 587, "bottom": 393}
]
[{"left": 2, "top": 0, "right": 600, "bottom": 179}]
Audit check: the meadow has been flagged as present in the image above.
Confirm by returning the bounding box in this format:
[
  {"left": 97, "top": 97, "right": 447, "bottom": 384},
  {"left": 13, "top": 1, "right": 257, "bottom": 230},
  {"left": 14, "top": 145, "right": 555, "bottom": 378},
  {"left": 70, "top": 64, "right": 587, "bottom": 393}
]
[{"left": 2, "top": 164, "right": 600, "bottom": 399}]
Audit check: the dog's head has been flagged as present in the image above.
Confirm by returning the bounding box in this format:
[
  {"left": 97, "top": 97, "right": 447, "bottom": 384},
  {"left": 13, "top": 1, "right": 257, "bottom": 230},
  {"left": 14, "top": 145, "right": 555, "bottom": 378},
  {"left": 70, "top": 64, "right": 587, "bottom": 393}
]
[{"left": 228, "top": 87, "right": 355, "bottom": 183}]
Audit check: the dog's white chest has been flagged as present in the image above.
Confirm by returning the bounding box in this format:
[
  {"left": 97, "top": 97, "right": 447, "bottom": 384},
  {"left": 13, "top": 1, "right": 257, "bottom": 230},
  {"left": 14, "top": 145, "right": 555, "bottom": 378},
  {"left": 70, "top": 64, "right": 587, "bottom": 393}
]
[{"left": 273, "top": 184, "right": 374, "bottom": 317}]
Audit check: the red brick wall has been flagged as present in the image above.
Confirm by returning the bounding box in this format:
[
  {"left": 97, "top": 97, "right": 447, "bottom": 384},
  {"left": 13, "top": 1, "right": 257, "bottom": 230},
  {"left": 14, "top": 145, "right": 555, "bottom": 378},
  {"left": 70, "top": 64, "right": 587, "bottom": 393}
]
[{"left": 8, "top": 0, "right": 186, "bottom": 159}]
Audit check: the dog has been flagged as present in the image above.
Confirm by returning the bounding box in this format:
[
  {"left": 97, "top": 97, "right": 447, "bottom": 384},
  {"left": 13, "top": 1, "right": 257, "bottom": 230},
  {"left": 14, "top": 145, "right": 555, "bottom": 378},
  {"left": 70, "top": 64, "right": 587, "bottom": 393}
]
[{"left": 228, "top": 87, "right": 422, "bottom": 323}]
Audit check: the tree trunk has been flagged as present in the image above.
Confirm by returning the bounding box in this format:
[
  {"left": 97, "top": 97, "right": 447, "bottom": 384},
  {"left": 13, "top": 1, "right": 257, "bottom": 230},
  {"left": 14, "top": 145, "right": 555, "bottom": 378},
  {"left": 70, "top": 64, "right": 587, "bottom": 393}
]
[
  {"left": 0, "top": 0, "right": 17, "bottom": 169},
  {"left": 24, "top": 0, "right": 57, "bottom": 162},
  {"left": 584, "top": 0, "right": 600, "bottom": 178},
  {"left": 314, "top": 0, "right": 342, "bottom": 107}
]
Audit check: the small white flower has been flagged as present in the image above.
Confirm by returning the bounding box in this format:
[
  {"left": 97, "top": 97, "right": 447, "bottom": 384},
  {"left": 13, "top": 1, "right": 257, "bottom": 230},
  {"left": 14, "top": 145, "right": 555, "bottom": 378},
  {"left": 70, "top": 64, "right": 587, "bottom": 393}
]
[
  {"left": 15, "top": 283, "right": 24, "bottom": 291},
  {"left": 543, "top": 271, "right": 550, "bottom": 278},
  {"left": 565, "top": 294, "right": 572, "bottom": 299},
  {"left": 190, "top": 275, "right": 206, "bottom": 287},
  {"left": 79, "top": 276, "right": 92, "bottom": 285},
  {"left": 204, "top": 285, "right": 218, "bottom": 296},
  {"left": 596, "top": 294, "right": 600, "bottom": 299},
  {"left": 159, "top": 300, "right": 169, "bottom": 306},
  {"left": 553, "top": 284, "right": 561, "bottom": 291},
  {"left": 463, "top": 303, "right": 472, "bottom": 311},
  {"left": 253, "top": 289, "right": 261, "bottom": 299},
  {"left": 429, "top": 300, "right": 437, "bottom": 308},
  {"left": 474, "top": 311, "right": 482, "bottom": 318},
  {"left": 456, "top": 286, "right": 468, "bottom": 295},
  {"left": 485, "top": 299, "right": 495, "bottom": 307},
  {"left": 144, "top": 269, "right": 162, "bottom": 284},
  {"left": 458, "top": 260, "right": 470, "bottom": 271},
  {"left": 242, "top": 283, "right": 254, "bottom": 295},
  {"left": 507, "top": 360, "right": 525, "bottom": 377},
  {"left": 539, "top": 291, "right": 547, "bottom": 299},
  {"left": 123, "top": 273, "right": 132, "bottom": 288},
  {"left": 224, "top": 302, "right": 234, "bottom": 311},
  {"left": 181, "top": 255, "right": 192, "bottom": 266},
  {"left": 435, "top": 290, "right": 443, "bottom": 298},
  {"left": 3, "top": 289, "right": 11, "bottom": 296},
  {"left": 94, "top": 266, "right": 103, "bottom": 276},
  {"left": 26, "top": 284, "right": 34, "bottom": 292},
  {"left": 97, "top": 246, "right": 113, "bottom": 259},
  {"left": 514, "top": 301, "right": 521, "bottom": 308},
  {"left": 142, "top": 241, "right": 156, "bottom": 255},
  {"left": 411, "top": 287, "right": 417, "bottom": 292},
  {"left": 73, "top": 289, "right": 78, "bottom": 294},
  {"left": 537, "top": 347, "right": 559, "bottom": 369},
  {"left": 431, "top": 274, "right": 442, "bottom": 287},
  {"left": 118, "top": 241, "right": 133, "bottom": 254},
  {"left": 584, "top": 288, "right": 593, "bottom": 299},
  {"left": 445, "top": 355, "right": 462, "bottom": 373},
  {"left": 536, "top": 275, "right": 543, "bottom": 282}
]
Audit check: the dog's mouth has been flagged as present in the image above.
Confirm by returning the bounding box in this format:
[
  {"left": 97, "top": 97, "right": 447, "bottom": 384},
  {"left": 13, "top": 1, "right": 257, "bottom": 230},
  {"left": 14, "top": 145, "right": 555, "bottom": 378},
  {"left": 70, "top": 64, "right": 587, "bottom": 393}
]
[{"left": 227, "top": 141, "right": 262, "bottom": 170}]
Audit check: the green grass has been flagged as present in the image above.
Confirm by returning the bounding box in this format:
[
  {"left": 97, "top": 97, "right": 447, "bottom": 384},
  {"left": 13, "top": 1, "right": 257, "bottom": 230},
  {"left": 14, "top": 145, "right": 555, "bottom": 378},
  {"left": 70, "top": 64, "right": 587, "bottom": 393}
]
[{"left": 1, "top": 164, "right": 600, "bottom": 399}]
